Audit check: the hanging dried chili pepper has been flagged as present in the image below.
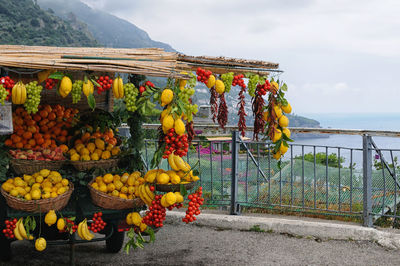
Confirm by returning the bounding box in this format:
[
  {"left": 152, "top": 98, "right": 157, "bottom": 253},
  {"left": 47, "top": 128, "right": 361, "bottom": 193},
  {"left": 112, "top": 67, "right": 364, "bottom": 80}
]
[
  {"left": 186, "top": 120, "right": 195, "bottom": 144},
  {"left": 252, "top": 83, "right": 266, "bottom": 140},
  {"left": 210, "top": 86, "right": 218, "bottom": 123},
  {"left": 237, "top": 86, "right": 247, "bottom": 137},
  {"left": 217, "top": 92, "right": 228, "bottom": 129}
]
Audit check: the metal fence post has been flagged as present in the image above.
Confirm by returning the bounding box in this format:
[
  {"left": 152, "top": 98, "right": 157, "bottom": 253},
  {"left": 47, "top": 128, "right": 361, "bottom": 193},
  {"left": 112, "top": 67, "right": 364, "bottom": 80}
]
[
  {"left": 363, "top": 135, "right": 373, "bottom": 227},
  {"left": 230, "top": 131, "right": 240, "bottom": 215}
]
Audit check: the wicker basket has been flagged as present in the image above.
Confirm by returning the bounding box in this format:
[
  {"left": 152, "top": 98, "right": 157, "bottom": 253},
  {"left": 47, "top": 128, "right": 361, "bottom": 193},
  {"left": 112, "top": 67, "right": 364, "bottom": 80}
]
[
  {"left": 10, "top": 158, "right": 66, "bottom": 175},
  {"left": 0, "top": 183, "right": 74, "bottom": 213},
  {"left": 70, "top": 158, "right": 119, "bottom": 171},
  {"left": 155, "top": 181, "right": 198, "bottom": 192},
  {"left": 88, "top": 180, "right": 144, "bottom": 210}
]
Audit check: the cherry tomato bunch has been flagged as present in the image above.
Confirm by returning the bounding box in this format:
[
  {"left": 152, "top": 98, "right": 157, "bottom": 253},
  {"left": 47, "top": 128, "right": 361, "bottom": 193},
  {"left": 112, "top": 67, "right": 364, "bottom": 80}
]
[
  {"left": 232, "top": 74, "right": 246, "bottom": 89},
  {"left": 256, "top": 80, "right": 271, "bottom": 96},
  {"left": 167, "top": 202, "right": 183, "bottom": 211},
  {"left": 182, "top": 187, "right": 204, "bottom": 224},
  {"left": 45, "top": 78, "right": 58, "bottom": 90},
  {"left": 196, "top": 67, "right": 212, "bottom": 84},
  {"left": 162, "top": 128, "right": 189, "bottom": 158},
  {"left": 142, "top": 195, "right": 167, "bottom": 228},
  {"left": 96, "top": 76, "right": 113, "bottom": 94},
  {"left": 0, "top": 76, "right": 15, "bottom": 101},
  {"left": 65, "top": 218, "right": 78, "bottom": 233},
  {"left": 3, "top": 218, "right": 18, "bottom": 239},
  {"left": 89, "top": 212, "right": 106, "bottom": 233},
  {"left": 139, "top": 80, "right": 155, "bottom": 94}
]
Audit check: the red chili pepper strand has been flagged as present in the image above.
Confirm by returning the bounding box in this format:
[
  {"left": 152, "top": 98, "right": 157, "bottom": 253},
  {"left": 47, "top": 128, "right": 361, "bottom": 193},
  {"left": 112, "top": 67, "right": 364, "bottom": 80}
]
[
  {"left": 217, "top": 92, "right": 228, "bottom": 129},
  {"left": 252, "top": 84, "right": 266, "bottom": 140},
  {"left": 237, "top": 86, "right": 247, "bottom": 137},
  {"left": 186, "top": 121, "right": 195, "bottom": 144},
  {"left": 210, "top": 87, "right": 218, "bottom": 123}
]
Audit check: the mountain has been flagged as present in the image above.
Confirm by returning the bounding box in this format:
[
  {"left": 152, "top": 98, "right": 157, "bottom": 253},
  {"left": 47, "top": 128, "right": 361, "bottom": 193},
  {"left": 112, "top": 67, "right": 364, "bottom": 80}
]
[
  {"left": 0, "top": 0, "right": 98, "bottom": 47},
  {"left": 37, "top": 0, "right": 175, "bottom": 51}
]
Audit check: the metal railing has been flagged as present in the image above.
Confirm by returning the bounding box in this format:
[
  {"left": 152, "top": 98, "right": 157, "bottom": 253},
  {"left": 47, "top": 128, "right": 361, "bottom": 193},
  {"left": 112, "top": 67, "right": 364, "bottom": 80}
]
[{"left": 128, "top": 124, "right": 400, "bottom": 227}]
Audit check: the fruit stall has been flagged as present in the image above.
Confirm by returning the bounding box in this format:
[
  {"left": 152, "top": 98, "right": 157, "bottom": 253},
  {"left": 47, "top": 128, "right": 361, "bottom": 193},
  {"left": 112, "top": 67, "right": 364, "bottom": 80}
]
[{"left": 0, "top": 45, "right": 291, "bottom": 265}]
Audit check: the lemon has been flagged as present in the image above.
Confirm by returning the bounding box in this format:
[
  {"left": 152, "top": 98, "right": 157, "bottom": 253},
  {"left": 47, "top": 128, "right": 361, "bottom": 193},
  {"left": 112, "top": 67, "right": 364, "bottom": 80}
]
[
  {"left": 162, "top": 115, "right": 174, "bottom": 131},
  {"left": 174, "top": 119, "right": 186, "bottom": 136},
  {"left": 280, "top": 143, "right": 289, "bottom": 154},
  {"left": 61, "top": 179, "right": 69, "bottom": 186},
  {"left": 24, "top": 193, "right": 32, "bottom": 200},
  {"left": 16, "top": 187, "right": 27, "bottom": 196},
  {"left": 278, "top": 115, "right": 289, "bottom": 128},
  {"left": 273, "top": 105, "right": 282, "bottom": 118},
  {"left": 101, "top": 150, "right": 111, "bottom": 160},
  {"left": 161, "top": 195, "right": 168, "bottom": 207},
  {"left": 119, "top": 193, "right": 128, "bottom": 199},
  {"left": 95, "top": 176, "right": 103, "bottom": 183},
  {"left": 2, "top": 182, "right": 14, "bottom": 192},
  {"left": 43, "top": 187, "right": 52, "bottom": 193},
  {"left": 32, "top": 183, "right": 41, "bottom": 190},
  {"left": 25, "top": 186, "right": 31, "bottom": 193},
  {"left": 206, "top": 75, "right": 216, "bottom": 88},
  {"left": 174, "top": 192, "right": 184, "bottom": 203},
  {"left": 39, "top": 169, "right": 50, "bottom": 178},
  {"left": 120, "top": 186, "right": 128, "bottom": 194},
  {"left": 71, "top": 153, "right": 80, "bottom": 161},
  {"left": 31, "top": 189, "right": 41, "bottom": 200},
  {"left": 107, "top": 183, "right": 116, "bottom": 192},
  {"left": 111, "top": 190, "right": 119, "bottom": 197},
  {"left": 140, "top": 223, "right": 147, "bottom": 232},
  {"left": 95, "top": 139, "right": 105, "bottom": 150},
  {"left": 90, "top": 153, "right": 100, "bottom": 161},
  {"left": 91, "top": 182, "right": 99, "bottom": 190},
  {"left": 68, "top": 148, "right": 77, "bottom": 155},
  {"left": 99, "top": 184, "right": 107, "bottom": 193},
  {"left": 263, "top": 111, "right": 269, "bottom": 122},
  {"left": 23, "top": 174, "right": 33, "bottom": 182},
  {"left": 128, "top": 186, "right": 135, "bottom": 195},
  {"left": 51, "top": 192, "right": 58, "bottom": 198},
  {"left": 80, "top": 148, "right": 90, "bottom": 156},
  {"left": 272, "top": 128, "right": 282, "bottom": 143},
  {"left": 111, "top": 147, "right": 120, "bottom": 156},
  {"left": 5, "top": 178, "right": 13, "bottom": 184},
  {"left": 57, "top": 218, "right": 66, "bottom": 231},
  {"left": 10, "top": 189, "right": 18, "bottom": 197},
  {"left": 170, "top": 175, "right": 181, "bottom": 184},
  {"left": 273, "top": 151, "right": 281, "bottom": 160},
  {"left": 160, "top": 89, "right": 173, "bottom": 106},
  {"left": 271, "top": 81, "right": 279, "bottom": 91},
  {"left": 165, "top": 192, "right": 177, "bottom": 205},
  {"left": 35, "top": 237, "right": 46, "bottom": 251},
  {"left": 282, "top": 127, "right": 291, "bottom": 138},
  {"left": 14, "top": 179, "right": 26, "bottom": 187},
  {"left": 215, "top": 79, "right": 225, "bottom": 94},
  {"left": 114, "top": 180, "right": 123, "bottom": 191},
  {"left": 281, "top": 102, "right": 292, "bottom": 113},
  {"left": 126, "top": 213, "right": 133, "bottom": 225},
  {"left": 157, "top": 173, "right": 170, "bottom": 184},
  {"left": 86, "top": 142, "right": 96, "bottom": 153},
  {"left": 120, "top": 173, "right": 129, "bottom": 184},
  {"left": 42, "top": 192, "right": 51, "bottom": 199},
  {"left": 75, "top": 143, "right": 85, "bottom": 152},
  {"left": 106, "top": 144, "right": 114, "bottom": 151},
  {"left": 127, "top": 176, "right": 135, "bottom": 186},
  {"left": 57, "top": 187, "right": 67, "bottom": 195},
  {"left": 113, "top": 175, "right": 121, "bottom": 182},
  {"left": 131, "top": 212, "right": 142, "bottom": 226},
  {"left": 44, "top": 210, "right": 57, "bottom": 226}
]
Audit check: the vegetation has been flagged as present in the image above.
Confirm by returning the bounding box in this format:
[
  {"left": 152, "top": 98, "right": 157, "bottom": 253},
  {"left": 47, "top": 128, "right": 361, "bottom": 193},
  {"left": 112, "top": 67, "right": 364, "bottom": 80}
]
[
  {"left": 294, "top": 152, "right": 345, "bottom": 168},
  {"left": 0, "top": 0, "right": 98, "bottom": 46}
]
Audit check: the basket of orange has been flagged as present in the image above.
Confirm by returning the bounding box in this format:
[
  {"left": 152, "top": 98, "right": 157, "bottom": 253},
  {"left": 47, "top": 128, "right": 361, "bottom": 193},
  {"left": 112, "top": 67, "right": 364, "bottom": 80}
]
[{"left": 68, "top": 127, "right": 121, "bottom": 171}]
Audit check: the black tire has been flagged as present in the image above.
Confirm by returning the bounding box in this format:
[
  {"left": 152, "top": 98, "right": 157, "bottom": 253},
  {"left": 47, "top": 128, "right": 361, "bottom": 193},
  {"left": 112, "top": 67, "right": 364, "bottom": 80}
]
[
  {"left": 105, "top": 225, "right": 125, "bottom": 253},
  {"left": 0, "top": 234, "right": 12, "bottom": 262}
]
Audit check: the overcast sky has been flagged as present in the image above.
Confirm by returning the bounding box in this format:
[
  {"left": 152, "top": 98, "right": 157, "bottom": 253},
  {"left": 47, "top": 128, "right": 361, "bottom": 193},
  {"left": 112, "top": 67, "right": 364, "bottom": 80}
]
[{"left": 82, "top": 0, "right": 400, "bottom": 115}]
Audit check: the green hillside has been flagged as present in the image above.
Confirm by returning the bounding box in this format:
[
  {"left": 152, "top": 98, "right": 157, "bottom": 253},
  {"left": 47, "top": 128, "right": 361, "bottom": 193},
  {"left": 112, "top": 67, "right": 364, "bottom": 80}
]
[{"left": 0, "top": 0, "right": 98, "bottom": 46}]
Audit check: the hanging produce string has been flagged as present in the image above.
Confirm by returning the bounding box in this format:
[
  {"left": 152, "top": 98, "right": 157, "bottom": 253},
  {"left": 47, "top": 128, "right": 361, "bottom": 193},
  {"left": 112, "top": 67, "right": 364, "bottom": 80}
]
[{"left": 1, "top": 67, "right": 43, "bottom": 75}]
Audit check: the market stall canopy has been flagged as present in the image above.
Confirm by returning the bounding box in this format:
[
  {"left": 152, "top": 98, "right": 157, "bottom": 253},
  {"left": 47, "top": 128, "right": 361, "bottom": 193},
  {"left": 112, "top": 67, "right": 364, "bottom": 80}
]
[{"left": 0, "top": 45, "right": 279, "bottom": 79}]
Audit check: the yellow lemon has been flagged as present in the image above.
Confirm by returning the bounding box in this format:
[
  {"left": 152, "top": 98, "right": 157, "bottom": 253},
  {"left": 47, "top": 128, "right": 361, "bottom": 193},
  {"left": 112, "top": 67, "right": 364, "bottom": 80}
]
[
  {"left": 280, "top": 143, "right": 289, "bottom": 154},
  {"left": 86, "top": 142, "right": 96, "bottom": 153},
  {"left": 165, "top": 192, "right": 177, "bottom": 205},
  {"left": 51, "top": 192, "right": 58, "bottom": 198},
  {"left": 273, "top": 151, "right": 281, "bottom": 160},
  {"left": 114, "top": 180, "right": 123, "bottom": 191},
  {"left": 273, "top": 105, "right": 282, "bottom": 118},
  {"left": 126, "top": 213, "right": 133, "bottom": 225},
  {"left": 95, "top": 139, "right": 105, "bottom": 150},
  {"left": 174, "top": 119, "right": 186, "bottom": 136},
  {"left": 99, "top": 184, "right": 107, "bottom": 193},
  {"left": 111, "top": 190, "right": 119, "bottom": 197},
  {"left": 157, "top": 173, "right": 170, "bottom": 184},
  {"left": 107, "top": 183, "right": 116, "bottom": 192},
  {"left": 90, "top": 153, "right": 99, "bottom": 161},
  {"left": 35, "top": 237, "right": 46, "bottom": 251},
  {"left": 278, "top": 115, "right": 289, "bottom": 128},
  {"left": 71, "top": 153, "right": 80, "bottom": 161},
  {"left": 174, "top": 192, "right": 184, "bottom": 203},
  {"left": 10, "top": 189, "right": 18, "bottom": 197},
  {"left": 206, "top": 75, "right": 216, "bottom": 88},
  {"left": 131, "top": 212, "right": 142, "bottom": 226},
  {"left": 75, "top": 143, "right": 85, "bottom": 153},
  {"left": 170, "top": 175, "right": 181, "bottom": 184},
  {"left": 1, "top": 182, "right": 14, "bottom": 192},
  {"left": 272, "top": 128, "right": 282, "bottom": 143},
  {"left": 281, "top": 102, "right": 292, "bottom": 113},
  {"left": 162, "top": 115, "right": 174, "bottom": 131},
  {"left": 140, "top": 223, "right": 147, "bottom": 232},
  {"left": 39, "top": 169, "right": 50, "bottom": 178},
  {"left": 282, "top": 127, "right": 291, "bottom": 138},
  {"left": 263, "top": 111, "right": 269, "bottom": 122},
  {"left": 119, "top": 193, "right": 128, "bottom": 199},
  {"left": 111, "top": 147, "right": 120, "bottom": 156},
  {"left": 44, "top": 210, "right": 57, "bottom": 226},
  {"left": 57, "top": 218, "right": 66, "bottom": 231},
  {"left": 215, "top": 79, "right": 225, "bottom": 94},
  {"left": 160, "top": 89, "right": 173, "bottom": 106},
  {"left": 120, "top": 186, "right": 128, "bottom": 194},
  {"left": 120, "top": 173, "right": 129, "bottom": 184},
  {"left": 101, "top": 150, "right": 111, "bottom": 160},
  {"left": 91, "top": 182, "right": 99, "bottom": 190},
  {"left": 31, "top": 189, "right": 41, "bottom": 200},
  {"left": 24, "top": 193, "right": 32, "bottom": 200}
]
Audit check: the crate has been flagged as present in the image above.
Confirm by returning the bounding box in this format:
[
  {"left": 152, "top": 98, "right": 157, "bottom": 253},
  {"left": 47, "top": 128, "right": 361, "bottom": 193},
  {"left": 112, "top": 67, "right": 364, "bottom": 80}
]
[{"left": 0, "top": 102, "right": 13, "bottom": 135}]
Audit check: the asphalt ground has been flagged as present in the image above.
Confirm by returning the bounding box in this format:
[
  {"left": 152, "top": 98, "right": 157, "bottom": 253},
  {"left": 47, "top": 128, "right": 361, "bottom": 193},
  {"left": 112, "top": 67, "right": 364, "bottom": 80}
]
[{"left": 3, "top": 222, "right": 400, "bottom": 266}]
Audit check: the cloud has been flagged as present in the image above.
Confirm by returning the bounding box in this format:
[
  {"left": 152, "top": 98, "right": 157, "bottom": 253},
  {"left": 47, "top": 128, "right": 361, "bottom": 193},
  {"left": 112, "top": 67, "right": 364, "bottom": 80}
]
[{"left": 81, "top": 0, "right": 400, "bottom": 114}]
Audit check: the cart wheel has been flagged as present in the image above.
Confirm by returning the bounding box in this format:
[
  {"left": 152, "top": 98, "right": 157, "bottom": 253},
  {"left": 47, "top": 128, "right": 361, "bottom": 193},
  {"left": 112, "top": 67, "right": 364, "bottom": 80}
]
[
  {"left": 0, "top": 234, "right": 11, "bottom": 262},
  {"left": 105, "top": 224, "right": 125, "bottom": 253}
]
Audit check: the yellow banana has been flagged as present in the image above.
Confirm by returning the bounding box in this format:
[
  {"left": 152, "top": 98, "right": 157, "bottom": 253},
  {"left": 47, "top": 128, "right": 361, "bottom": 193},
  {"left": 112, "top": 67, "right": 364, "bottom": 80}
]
[
  {"left": 82, "top": 220, "right": 94, "bottom": 241},
  {"left": 144, "top": 184, "right": 155, "bottom": 201},
  {"left": 118, "top": 77, "right": 124, "bottom": 98},
  {"left": 77, "top": 221, "right": 85, "bottom": 240},
  {"left": 168, "top": 153, "right": 180, "bottom": 171},
  {"left": 14, "top": 219, "right": 24, "bottom": 240},
  {"left": 140, "top": 185, "right": 152, "bottom": 206},
  {"left": 174, "top": 155, "right": 190, "bottom": 172},
  {"left": 112, "top": 78, "right": 120, "bottom": 98},
  {"left": 18, "top": 218, "right": 28, "bottom": 240},
  {"left": 20, "top": 85, "right": 26, "bottom": 103}
]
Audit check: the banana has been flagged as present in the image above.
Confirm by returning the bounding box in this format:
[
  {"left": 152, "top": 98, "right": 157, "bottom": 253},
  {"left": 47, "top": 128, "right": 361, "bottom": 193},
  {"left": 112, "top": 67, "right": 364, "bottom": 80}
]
[
  {"left": 112, "top": 78, "right": 120, "bottom": 98},
  {"left": 118, "top": 77, "right": 124, "bottom": 98},
  {"left": 144, "top": 184, "right": 155, "bottom": 201},
  {"left": 20, "top": 85, "right": 26, "bottom": 103},
  {"left": 174, "top": 155, "right": 190, "bottom": 172},
  {"left": 18, "top": 218, "right": 28, "bottom": 240},
  {"left": 14, "top": 219, "right": 24, "bottom": 241},
  {"left": 139, "top": 185, "right": 152, "bottom": 206},
  {"left": 168, "top": 153, "right": 180, "bottom": 171},
  {"left": 82, "top": 220, "right": 94, "bottom": 241},
  {"left": 77, "top": 221, "right": 84, "bottom": 240}
]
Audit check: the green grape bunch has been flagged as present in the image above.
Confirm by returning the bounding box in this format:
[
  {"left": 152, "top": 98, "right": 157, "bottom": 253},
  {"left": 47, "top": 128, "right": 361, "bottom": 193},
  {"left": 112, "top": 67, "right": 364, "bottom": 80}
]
[
  {"left": 184, "top": 103, "right": 198, "bottom": 122},
  {"left": 247, "top": 74, "right": 260, "bottom": 97},
  {"left": 72, "top": 80, "right": 83, "bottom": 104},
  {"left": 221, "top": 72, "right": 234, "bottom": 93},
  {"left": 124, "top": 83, "right": 139, "bottom": 112},
  {"left": 0, "top": 85, "right": 9, "bottom": 105},
  {"left": 24, "top": 81, "right": 42, "bottom": 114}
]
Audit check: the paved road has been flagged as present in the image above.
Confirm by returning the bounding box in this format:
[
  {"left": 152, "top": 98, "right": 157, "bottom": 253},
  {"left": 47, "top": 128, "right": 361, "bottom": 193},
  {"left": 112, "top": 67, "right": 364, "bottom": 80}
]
[{"left": 4, "top": 223, "right": 400, "bottom": 266}]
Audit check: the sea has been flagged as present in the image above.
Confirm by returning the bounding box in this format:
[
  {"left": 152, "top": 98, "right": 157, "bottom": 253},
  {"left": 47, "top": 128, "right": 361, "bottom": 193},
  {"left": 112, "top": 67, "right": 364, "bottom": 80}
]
[{"left": 290, "top": 113, "right": 400, "bottom": 168}]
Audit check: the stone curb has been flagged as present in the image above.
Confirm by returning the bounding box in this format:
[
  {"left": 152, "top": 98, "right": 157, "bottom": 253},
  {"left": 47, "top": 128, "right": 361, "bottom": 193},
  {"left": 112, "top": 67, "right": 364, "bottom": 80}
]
[{"left": 165, "top": 211, "right": 400, "bottom": 249}]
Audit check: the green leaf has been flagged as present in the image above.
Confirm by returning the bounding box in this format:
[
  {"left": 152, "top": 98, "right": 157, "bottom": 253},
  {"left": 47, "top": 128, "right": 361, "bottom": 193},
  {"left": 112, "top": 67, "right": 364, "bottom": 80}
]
[
  {"left": 48, "top": 72, "right": 64, "bottom": 80},
  {"left": 87, "top": 93, "right": 96, "bottom": 111},
  {"left": 90, "top": 78, "right": 101, "bottom": 88},
  {"left": 192, "top": 169, "right": 200, "bottom": 176},
  {"left": 281, "top": 83, "right": 288, "bottom": 92},
  {"left": 180, "top": 184, "right": 187, "bottom": 196},
  {"left": 84, "top": 75, "right": 88, "bottom": 83},
  {"left": 277, "top": 160, "right": 282, "bottom": 170}
]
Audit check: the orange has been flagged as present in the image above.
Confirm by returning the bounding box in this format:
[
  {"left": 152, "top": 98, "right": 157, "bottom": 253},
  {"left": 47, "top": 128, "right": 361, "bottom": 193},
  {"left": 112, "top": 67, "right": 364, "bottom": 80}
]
[
  {"left": 26, "top": 120, "right": 35, "bottom": 126},
  {"left": 59, "top": 144, "right": 68, "bottom": 153},
  {"left": 44, "top": 133, "right": 51, "bottom": 139},
  {"left": 39, "top": 119, "right": 48, "bottom": 126},
  {"left": 61, "top": 130, "right": 68, "bottom": 137},
  {"left": 4, "top": 139, "right": 13, "bottom": 146},
  {"left": 39, "top": 110, "right": 48, "bottom": 118},
  {"left": 34, "top": 133, "right": 42, "bottom": 140},
  {"left": 27, "top": 126, "right": 37, "bottom": 133},
  {"left": 12, "top": 135, "right": 21, "bottom": 143},
  {"left": 33, "top": 114, "right": 41, "bottom": 122},
  {"left": 53, "top": 127, "right": 61, "bottom": 136},
  {"left": 48, "top": 112, "right": 56, "bottom": 121},
  {"left": 28, "top": 139, "right": 36, "bottom": 146},
  {"left": 41, "top": 125, "right": 49, "bottom": 133},
  {"left": 36, "top": 138, "right": 44, "bottom": 145},
  {"left": 43, "top": 105, "right": 52, "bottom": 113},
  {"left": 23, "top": 132, "right": 32, "bottom": 140},
  {"left": 74, "top": 139, "right": 83, "bottom": 145},
  {"left": 21, "top": 139, "right": 27, "bottom": 145},
  {"left": 47, "top": 121, "right": 56, "bottom": 129},
  {"left": 16, "top": 142, "right": 23, "bottom": 149},
  {"left": 57, "top": 136, "right": 66, "bottom": 143},
  {"left": 15, "top": 107, "right": 24, "bottom": 115},
  {"left": 16, "top": 129, "right": 24, "bottom": 137},
  {"left": 81, "top": 132, "right": 91, "bottom": 142}
]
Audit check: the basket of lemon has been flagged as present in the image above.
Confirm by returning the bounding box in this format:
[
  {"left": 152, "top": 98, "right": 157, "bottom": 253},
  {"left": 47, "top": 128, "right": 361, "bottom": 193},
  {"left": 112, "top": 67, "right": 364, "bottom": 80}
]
[
  {"left": 68, "top": 138, "right": 121, "bottom": 171},
  {"left": 0, "top": 169, "right": 73, "bottom": 212},
  {"left": 88, "top": 172, "right": 145, "bottom": 210}
]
